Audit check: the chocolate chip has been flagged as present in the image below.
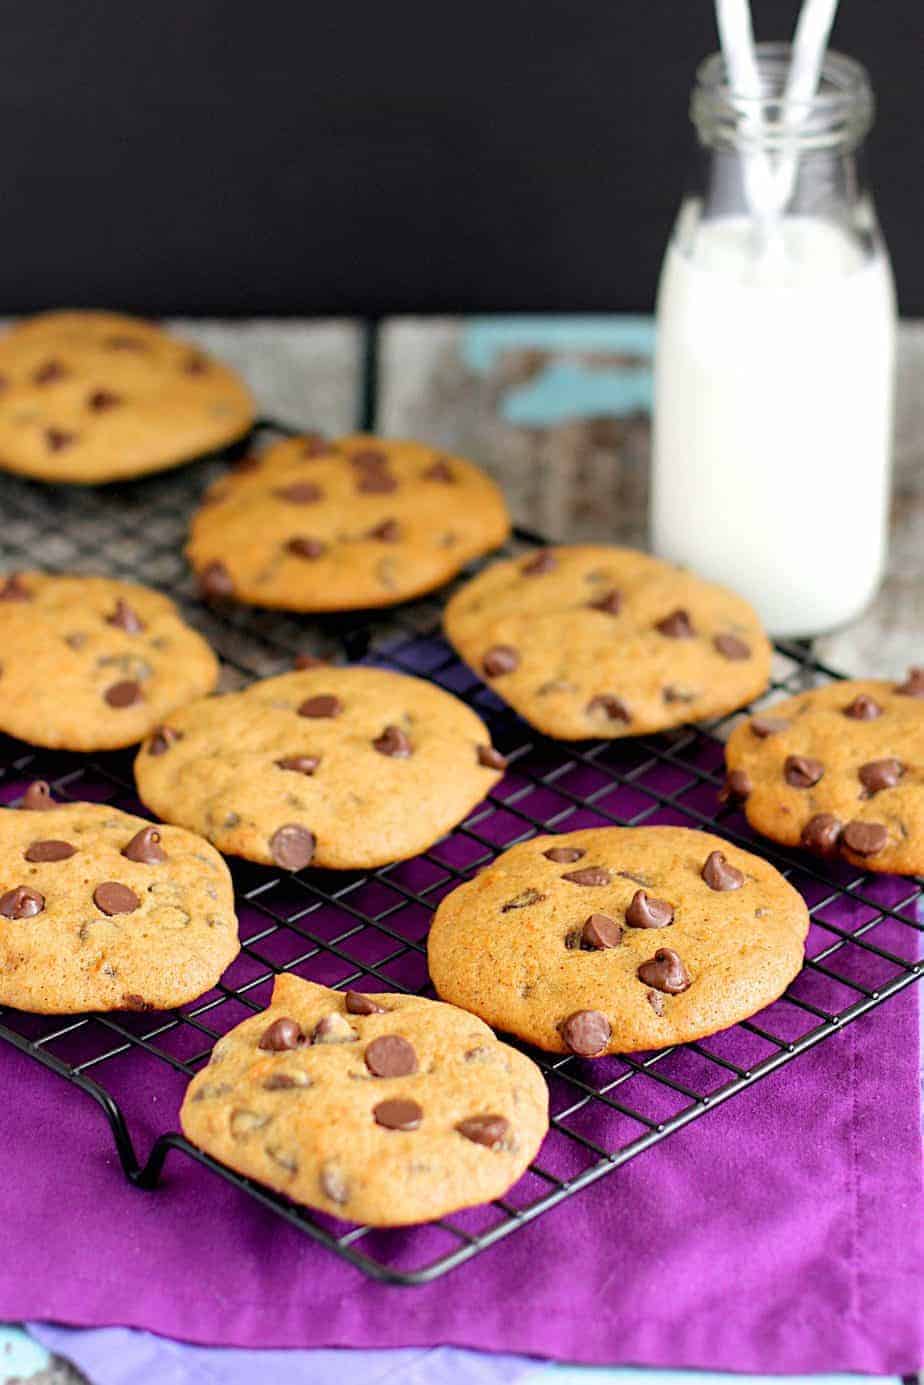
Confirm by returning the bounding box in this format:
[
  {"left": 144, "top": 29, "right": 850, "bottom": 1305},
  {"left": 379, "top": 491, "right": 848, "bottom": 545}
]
[
  {"left": 656, "top": 609, "right": 694, "bottom": 638},
  {"left": 714, "top": 633, "right": 750, "bottom": 660},
  {"left": 122, "top": 993, "right": 152, "bottom": 1011},
  {"left": 122, "top": 826, "right": 166, "bottom": 864},
  {"left": 183, "top": 353, "right": 209, "bottom": 375},
  {"left": 88, "top": 389, "right": 121, "bottom": 411},
  {"left": 0, "top": 886, "right": 44, "bottom": 918},
  {"left": 581, "top": 913, "right": 623, "bottom": 948},
  {"left": 345, "top": 991, "right": 385, "bottom": 1015},
  {"left": 701, "top": 851, "right": 744, "bottom": 891},
  {"left": 561, "top": 1010, "right": 611, "bottom": 1057},
  {"left": 0, "top": 573, "right": 31, "bottom": 602},
  {"left": 269, "top": 824, "right": 316, "bottom": 870},
  {"left": 357, "top": 471, "right": 398, "bottom": 493},
  {"left": 365, "top": 1034, "right": 418, "bottom": 1077},
  {"left": 784, "top": 754, "right": 824, "bottom": 789},
  {"left": 801, "top": 813, "right": 842, "bottom": 856},
  {"left": 24, "top": 839, "right": 75, "bottom": 863},
  {"left": 367, "top": 519, "right": 400, "bottom": 541},
  {"left": 842, "top": 820, "right": 889, "bottom": 856},
  {"left": 663, "top": 685, "right": 698, "bottom": 704},
  {"left": 301, "top": 433, "right": 332, "bottom": 458},
  {"left": 274, "top": 482, "right": 323, "bottom": 504},
  {"left": 895, "top": 667, "right": 924, "bottom": 698},
  {"left": 501, "top": 888, "right": 546, "bottom": 911},
  {"left": 719, "top": 769, "right": 752, "bottom": 803},
  {"left": 320, "top": 1161, "right": 350, "bottom": 1203},
  {"left": 33, "top": 359, "right": 67, "bottom": 384},
  {"left": 647, "top": 989, "right": 665, "bottom": 1016},
  {"left": 750, "top": 716, "right": 790, "bottom": 738},
  {"left": 311, "top": 1013, "right": 356, "bottom": 1044},
  {"left": 298, "top": 694, "right": 342, "bottom": 718},
  {"left": 456, "top": 1114, "right": 510, "bottom": 1148},
  {"left": 46, "top": 427, "right": 76, "bottom": 452},
  {"left": 294, "top": 654, "right": 327, "bottom": 669},
  {"left": 522, "top": 550, "right": 556, "bottom": 575},
  {"left": 423, "top": 458, "right": 454, "bottom": 482},
  {"left": 21, "top": 780, "right": 56, "bottom": 810},
  {"left": 106, "top": 599, "right": 145, "bottom": 634},
  {"left": 286, "top": 536, "right": 326, "bottom": 559},
  {"left": 373, "top": 725, "right": 413, "bottom": 758},
  {"left": 543, "top": 846, "right": 585, "bottom": 864},
  {"left": 843, "top": 694, "right": 882, "bottom": 720},
  {"left": 374, "top": 1098, "right": 422, "bottom": 1131},
  {"left": 637, "top": 947, "right": 690, "bottom": 994},
  {"left": 561, "top": 866, "right": 611, "bottom": 886},
  {"left": 198, "top": 561, "right": 234, "bottom": 599},
  {"left": 858, "top": 757, "right": 903, "bottom": 794},
  {"left": 148, "top": 726, "right": 181, "bottom": 755},
  {"left": 586, "top": 694, "right": 630, "bottom": 723},
  {"left": 276, "top": 755, "right": 320, "bottom": 775},
  {"left": 263, "top": 1072, "right": 308, "bottom": 1090},
  {"left": 625, "top": 889, "right": 674, "bottom": 929},
  {"left": 482, "top": 645, "right": 519, "bottom": 677},
  {"left": 93, "top": 882, "right": 140, "bottom": 915},
  {"left": 105, "top": 335, "right": 146, "bottom": 351},
  {"left": 259, "top": 1017, "right": 304, "bottom": 1051},
  {"left": 104, "top": 679, "right": 142, "bottom": 708},
  {"left": 477, "top": 744, "right": 507, "bottom": 770},
  {"left": 587, "top": 589, "right": 622, "bottom": 615},
  {"left": 351, "top": 448, "right": 387, "bottom": 468}
]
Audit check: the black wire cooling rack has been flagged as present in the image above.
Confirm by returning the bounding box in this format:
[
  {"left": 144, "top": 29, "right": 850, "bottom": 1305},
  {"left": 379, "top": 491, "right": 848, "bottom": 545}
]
[{"left": 0, "top": 421, "right": 921, "bottom": 1284}]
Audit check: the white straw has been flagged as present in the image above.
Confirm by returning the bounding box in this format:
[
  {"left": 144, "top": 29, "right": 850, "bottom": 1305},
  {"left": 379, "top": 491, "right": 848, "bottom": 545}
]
[
  {"left": 775, "top": 0, "right": 840, "bottom": 210},
  {"left": 713, "top": 0, "right": 776, "bottom": 228}
]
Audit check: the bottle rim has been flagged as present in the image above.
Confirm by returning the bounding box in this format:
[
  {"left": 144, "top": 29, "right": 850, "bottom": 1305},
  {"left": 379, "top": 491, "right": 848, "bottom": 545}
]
[{"left": 692, "top": 43, "right": 874, "bottom": 151}]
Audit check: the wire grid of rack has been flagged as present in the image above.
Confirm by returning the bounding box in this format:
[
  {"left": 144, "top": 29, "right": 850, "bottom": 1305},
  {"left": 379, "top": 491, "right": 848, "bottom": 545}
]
[{"left": 0, "top": 426, "right": 921, "bottom": 1285}]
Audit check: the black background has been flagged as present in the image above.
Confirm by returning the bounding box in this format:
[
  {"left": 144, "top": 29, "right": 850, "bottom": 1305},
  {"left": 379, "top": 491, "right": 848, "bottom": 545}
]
[{"left": 3, "top": 2, "right": 921, "bottom": 315}]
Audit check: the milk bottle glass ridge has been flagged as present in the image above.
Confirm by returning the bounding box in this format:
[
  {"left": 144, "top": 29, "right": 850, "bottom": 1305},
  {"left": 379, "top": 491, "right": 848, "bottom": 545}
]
[{"left": 651, "top": 45, "right": 895, "bottom": 638}]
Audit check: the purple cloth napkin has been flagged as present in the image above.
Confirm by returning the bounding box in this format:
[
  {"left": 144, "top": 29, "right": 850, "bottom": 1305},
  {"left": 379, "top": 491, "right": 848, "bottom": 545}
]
[{"left": 4, "top": 957, "right": 923, "bottom": 1375}]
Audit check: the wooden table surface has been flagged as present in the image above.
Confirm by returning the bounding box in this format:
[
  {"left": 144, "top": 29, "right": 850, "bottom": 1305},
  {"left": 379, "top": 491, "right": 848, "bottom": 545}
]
[{"left": 8, "top": 313, "right": 922, "bottom": 1385}]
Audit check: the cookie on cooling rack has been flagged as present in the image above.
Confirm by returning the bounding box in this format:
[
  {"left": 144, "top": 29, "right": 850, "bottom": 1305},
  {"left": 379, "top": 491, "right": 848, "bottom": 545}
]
[
  {"left": 0, "top": 310, "right": 254, "bottom": 483},
  {"left": 134, "top": 664, "right": 506, "bottom": 870},
  {"left": 723, "top": 669, "right": 924, "bottom": 876},
  {"left": 181, "top": 974, "right": 548, "bottom": 1227},
  {"left": 0, "top": 573, "right": 219, "bottom": 751},
  {"left": 443, "top": 545, "right": 772, "bottom": 740},
  {"left": 0, "top": 785, "right": 238, "bottom": 1013},
  {"left": 427, "top": 826, "right": 809, "bottom": 1055},
  {"left": 185, "top": 432, "right": 510, "bottom": 610}
]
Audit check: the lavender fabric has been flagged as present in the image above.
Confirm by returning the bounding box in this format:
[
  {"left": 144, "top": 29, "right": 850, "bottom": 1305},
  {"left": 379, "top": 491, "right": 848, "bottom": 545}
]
[{"left": 3, "top": 967, "right": 922, "bottom": 1374}]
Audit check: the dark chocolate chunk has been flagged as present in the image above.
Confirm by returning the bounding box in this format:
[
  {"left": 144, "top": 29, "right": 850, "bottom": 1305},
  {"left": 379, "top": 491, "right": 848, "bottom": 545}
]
[
  {"left": 587, "top": 588, "right": 622, "bottom": 615},
  {"left": 104, "top": 679, "right": 142, "bottom": 708},
  {"left": 259, "top": 1017, "right": 304, "bottom": 1051},
  {"left": 714, "top": 633, "right": 750, "bottom": 660},
  {"left": 561, "top": 866, "right": 611, "bottom": 886},
  {"left": 364, "top": 1034, "right": 418, "bottom": 1077},
  {"left": 122, "top": 826, "right": 166, "bottom": 864},
  {"left": 801, "top": 813, "right": 842, "bottom": 856},
  {"left": 701, "top": 850, "right": 744, "bottom": 891},
  {"left": 843, "top": 694, "right": 882, "bottom": 720},
  {"left": 543, "top": 846, "right": 585, "bottom": 864},
  {"left": 655, "top": 608, "right": 694, "bottom": 638},
  {"left": 21, "top": 780, "right": 56, "bottom": 810},
  {"left": 273, "top": 482, "right": 323, "bottom": 504},
  {"left": 521, "top": 550, "right": 556, "bottom": 575},
  {"left": 501, "top": 888, "right": 546, "bottom": 911},
  {"left": 373, "top": 725, "right": 413, "bottom": 758},
  {"left": 106, "top": 598, "right": 145, "bottom": 634},
  {"left": 0, "top": 886, "right": 44, "bottom": 918},
  {"left": 858, "top": 757, "right": 903, "bottom": 794},
  {"left": 581, "top": 912, "right": 623, "bottom": 948},
  {"left": 286, "top": 536, "right": 326, "bottom": 559},
  {"left": 33, "top": 359, "right": 68, "bottom": 384},
  {"left": 720, "top": 769, "right": 752, "bottom": 803},
  {"left": 373, "top": 1098, "right": 422, "bottom": 1130},
  {"left": 276, "top": 755, "right": 320, "bottom": 775},
  {"left": 88, "top": 389, "right": 121, "bottom": 411},
  {"left": 586, "top": 694, "right": 630, "bottom": 723},
  {"left": 269, "top": 824, "right": 316, "bottom": 870},
  {"left": 46, "top": 427, "right": 76, "bottom": 452},
  {"left": 625, "top": 890, "right": 674, "bottom": 929},
  {"left": 93, "top": 881, "right": 140, "bottom": 915},
  {"left": 784, "top": 754, "right": 824, "bottom": 789},
  {"left": 482, "top": 645, "right": 519, "bottom": 677},
  {"left": 456, "top": 1114, "right": 509, "bottom": 1148},
  {"left": 423, "top": 458, "right": 454, "bottom": 482},
  {"left": 367, "top": 518, "right": 400, "bottom": 541},
  {"left": 750, "top": 716, "right": 790, "bottom": 738},
  {"left": 561, "top": 1009, "right": 611, "bottom": 1057},
  {"left": 297, "top": 694, "right": 342, "bottom": 718},
  {"left": 636, "top": 946, "right": 690, "bottom": 994},
  {"left": 24, "top": 839, "right": 75, "bottom": 863},
  {"left": 345, "top": 991, "right": 385, "bottom": 1015},
  {"left": 148, "top": 726, "right": 182, "bottom": 756},
  {"left": 842, "top": 820, "right": 888, "bottom": 856},
  {"left": 477, "top": 744, "right": 507, "bottom": 770}
]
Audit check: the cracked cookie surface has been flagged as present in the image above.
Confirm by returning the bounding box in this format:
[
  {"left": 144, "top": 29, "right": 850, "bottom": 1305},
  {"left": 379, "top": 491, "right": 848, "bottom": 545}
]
[
  {"left": 180, "top": 974, "right": 548, "bottom": 1226},
  {"left": 428, "top": 826, "right": 809, "bottom": 1054},
  {"left": 186, "top": 432, "right": 510, "bottom": 610},
  {"left": 0, "top": 791, "right": 238, "bottom": 1012},
  {"left": 443, "top": 545, "right": 771, "bottom": 739},
  {"left": 134, "top": 665, "right": 505, "bottom": 870},
  {"left": 0, "top": 311, "right": 254, "bottom": 483},
  {"left": 724, "top": 671, "right": 924, "bottom": 875},
  {"left": 0, "top": 572, "right": 219, "bottom": 750}
]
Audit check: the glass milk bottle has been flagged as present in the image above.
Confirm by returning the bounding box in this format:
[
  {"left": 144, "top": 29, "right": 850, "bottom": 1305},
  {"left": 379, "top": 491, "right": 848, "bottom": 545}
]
[{"left": 651, "top": 46, "right": 895, "bottom": 638}]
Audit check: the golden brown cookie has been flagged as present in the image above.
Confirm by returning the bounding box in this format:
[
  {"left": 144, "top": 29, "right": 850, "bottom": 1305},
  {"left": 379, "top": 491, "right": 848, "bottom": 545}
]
[
  {"left": 443, "top": 545, "right": 772, "bottom": 740},
  {"left": 0, "top": 573, "right": 219, "bottom": 751},
  {"left": 134, "top": 665, "right": 505, "bottom": 870},
  {"left": 0, "top": 786, "right": 238, "bottom": 1013},
  {"left": 0, "top": 310, "right": 254, "bottom": 483},
  {"left": 724, "top": 669, "right": 924, "bottom": 875},
  {"left": 186, "top": 432, "right": 510, "bottom": 610},
  {"left": 180, "top": 974, "right": 548, "bottom": 1227},
  {"left": 428, "top": 826, "right": 809, "bottom": 1054}
]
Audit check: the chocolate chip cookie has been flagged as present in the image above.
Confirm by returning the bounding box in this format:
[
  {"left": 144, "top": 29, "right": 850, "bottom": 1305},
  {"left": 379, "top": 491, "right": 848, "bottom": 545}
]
[
  {"left": 134, "top": 665, "right": 505, "bottom": 870},
  {"left": 443, "top": 546, "right": 772, "bottom": 740},
  {"left": 428, "top": 826, "right": 809, "bottom": 1054},
  {"left": 0, "top": 786, "right": 238, "bottom": 1013},
  {"left": 0, "top": 573, "right": 219, "bottom": 750},
  {"left": 0, "top": 310, "right": 254, "bottom": 483},
  {"left": 186, "top": 433, "right": 510, "bottom": 610},
  {"left": 180, "top": 974, "right": 548, "bottom": 1226},
  {"left": 724, "top": 670, "right": 924, "bottom": 875}
]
